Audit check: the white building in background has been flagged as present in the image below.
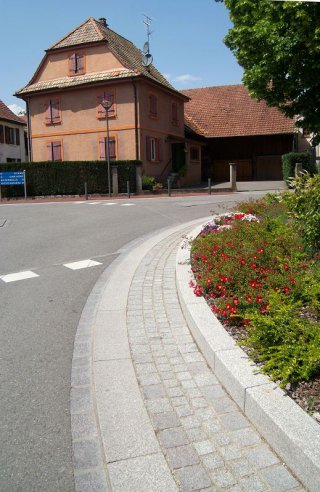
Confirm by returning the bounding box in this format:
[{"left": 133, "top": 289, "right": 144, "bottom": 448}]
[{"left": 0, "top": 100, "right": 27, "bottom": 163}]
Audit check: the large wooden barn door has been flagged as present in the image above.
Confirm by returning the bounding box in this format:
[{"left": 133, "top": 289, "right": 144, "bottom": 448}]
[
  {"left": 212, "top": 159, "right": 252, "bottom": 181},
  {"left": 255, "top": 155, "right": 283, "bottom": 179}
]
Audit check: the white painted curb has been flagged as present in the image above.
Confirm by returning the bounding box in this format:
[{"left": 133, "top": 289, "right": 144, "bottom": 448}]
[{"left": 176, "top": 223, "right": 320, "bottom": 492}]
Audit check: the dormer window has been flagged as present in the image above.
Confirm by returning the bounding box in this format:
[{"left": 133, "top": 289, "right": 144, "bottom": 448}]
[{"left": 69, "top": 51, "right": 85, "bottom": 75}]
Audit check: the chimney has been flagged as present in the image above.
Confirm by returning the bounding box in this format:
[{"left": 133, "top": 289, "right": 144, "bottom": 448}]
[{"left": 98, "top": 17, "right": 108, "bottom": 28}]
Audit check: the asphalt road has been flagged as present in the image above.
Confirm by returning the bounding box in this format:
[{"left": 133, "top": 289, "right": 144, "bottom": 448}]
[{"left": 0, "top": 192, "right": 268, "bottom": 491}]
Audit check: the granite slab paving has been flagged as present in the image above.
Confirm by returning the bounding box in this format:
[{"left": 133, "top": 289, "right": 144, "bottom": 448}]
[{"left": 126, "top": 231, "right": 304, "bottom": 492}]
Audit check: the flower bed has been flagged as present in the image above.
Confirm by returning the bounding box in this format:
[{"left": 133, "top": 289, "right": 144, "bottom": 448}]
[{"left": 190, "top": 195, "right": 320, "bottom": 418}]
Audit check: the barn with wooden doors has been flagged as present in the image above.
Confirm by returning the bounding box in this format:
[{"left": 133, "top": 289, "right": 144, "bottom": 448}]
[{"left": 182, "top": 85, "right": 296, "bottom": 181}]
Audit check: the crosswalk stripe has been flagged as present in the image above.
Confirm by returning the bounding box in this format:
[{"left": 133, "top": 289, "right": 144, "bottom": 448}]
[
  {"left": 0, "top": 271, "right": 39, "bottom": 283},
  {"left": 63, "top": 259, "right": 102, "bottom": 270}
]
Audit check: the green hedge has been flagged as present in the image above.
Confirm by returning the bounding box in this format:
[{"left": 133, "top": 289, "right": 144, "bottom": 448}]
[
  {"left": 0, "top": 160, "right": 141, "bottom": 197},
  {"left": 282, "top": 152, "right": 316, "bottom": 184}
]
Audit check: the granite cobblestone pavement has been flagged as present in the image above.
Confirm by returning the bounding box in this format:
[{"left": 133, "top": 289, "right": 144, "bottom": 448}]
[
  {"left": 126, "top": 231, "right": 304, "bottom": 492},
  {"left": 72, "top": 223, "right": 306, "bottom": 492}
]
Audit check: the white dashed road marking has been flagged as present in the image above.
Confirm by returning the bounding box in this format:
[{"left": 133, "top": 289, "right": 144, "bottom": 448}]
[
  {"left": 120, "top": 203, "right": 135, "bottom": 206},
  {"left": 63, "top": 259, "right": 102, "bottom": 270},
  {"left": 103, "top": 202, "right": 116, "bottom": 206},
  {"left": 88, "top": 202, "right": 102, "bottom": 205},
  {"left": 1, "top": 271, "right": 39, "bottom": 283}
]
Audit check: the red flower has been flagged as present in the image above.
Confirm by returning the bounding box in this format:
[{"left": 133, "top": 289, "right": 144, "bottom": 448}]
[
  {"left": 250, "top": 263, "right": 257, "bottom": 269},
  {"left": 245, "top": 296, "right": 253, "bottom": 303},
  {"left": 283, "top": 286, "right": 290, "bottom": 294},
  {"left": 240, "top": 259, "right": 246, "bottom": 265},
  {"left": 233, "top": 298, "right": 239, "bottom": 305},
  {"left": 257, "top": 248, "right": 264, "bottom": 254},
  {"left": 249, "top": 280, "right": 257, "bottom": 288},
  {"left": 206, "top": 277, "right": 212, "bottom": 283},
  {"left": 298, "top": 245, "right": 302, "bottom": 250},
  {"left": 256, "top": 296, "right": 263, "bottom": 304},
  {"left": 235, "top": 213, "right": 245, "bottom": 220},
  {"left": 283, "top": 263, "right": 290, "bottom": 271}
]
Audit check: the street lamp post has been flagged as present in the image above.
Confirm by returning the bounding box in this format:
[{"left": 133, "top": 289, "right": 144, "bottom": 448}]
[{"left": 100, "top": 97, "right": 113, "bottom": 197}]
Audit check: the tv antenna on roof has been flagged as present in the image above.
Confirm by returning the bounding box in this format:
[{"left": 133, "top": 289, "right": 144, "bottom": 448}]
[{"left": 142, "top": 14, "right": 153, "bottom": 67}]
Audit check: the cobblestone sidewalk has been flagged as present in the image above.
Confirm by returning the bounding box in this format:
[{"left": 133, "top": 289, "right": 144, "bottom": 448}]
[{"left": 127, "top": 231, "right": 304, "bottom": 492}]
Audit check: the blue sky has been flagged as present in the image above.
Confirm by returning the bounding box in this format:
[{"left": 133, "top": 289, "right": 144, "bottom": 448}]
[{"left": 1, "top": 0, "right": 243, "bottom": 112}]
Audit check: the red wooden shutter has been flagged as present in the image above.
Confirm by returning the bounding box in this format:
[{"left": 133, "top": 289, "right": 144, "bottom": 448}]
[
  {"left": 69, "top": 53, "right": 76, "bottom": 74},
  {"left": 108, "top": 137, "right": 116, "bottom": 159},
  {"left": 47, "top": 142, "right": 53, "bottom": 161},
  {"left": 157, "top": 138, "right": 163, "bottom": 161},
  {"left": 51, "top": 100, "right": 60, "bottom": 123},
  {"left": 99, "top": 137, "right": 106, "bottom": 159},
  {"left": 172, "top": 102, "right": 178, "bottom": 123},
  {"left": 44, "top": 102, "right": 52, "bottom": 124},
  {"left": 106, "top": 92, "right": 115, "bottom": 116},
  {"left": 76, "top": 53, "right": 84, "bottom": 73},
  {"left": 149, "top": 95, "right": 157, "bottom": 116},
  {"left": 0, "top": 125, "right": 4, "bottom": 144},
  {"left": 52, "top": 141, "right": 62, "bottom": 161},
  {"left": 97, "top": 98, "right": 106, "bottom": 118},
  {"left": 15, "top": 128, "right": 20, "bottom": 145},
  {"left": 146, "top": 136, "right": 151, "bottom": 161}
]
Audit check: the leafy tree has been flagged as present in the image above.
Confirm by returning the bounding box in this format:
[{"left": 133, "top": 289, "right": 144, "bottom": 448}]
[{"left": 220, "top": 0, "right": 320, "bottom": 145}]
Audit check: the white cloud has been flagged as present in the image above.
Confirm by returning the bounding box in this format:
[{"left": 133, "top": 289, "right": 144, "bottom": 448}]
[
  {"left": 172, "top": 74, "right": 202, "bottom": 85},
  {"left": 8, "top": 104, "right": 26, "bottom": 116}
]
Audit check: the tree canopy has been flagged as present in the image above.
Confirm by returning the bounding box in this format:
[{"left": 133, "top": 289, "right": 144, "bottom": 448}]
[{"left": 222, "top": 0, "right": 320, "bottom": 145}]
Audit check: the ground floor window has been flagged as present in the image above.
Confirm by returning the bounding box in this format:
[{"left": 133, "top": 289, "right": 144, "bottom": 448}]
[
  {"left": 146, "top": 136, "right": 162, "bottom": 162},
  {"left": 98, "top": 136, "right": 116, "bottom": 160}
]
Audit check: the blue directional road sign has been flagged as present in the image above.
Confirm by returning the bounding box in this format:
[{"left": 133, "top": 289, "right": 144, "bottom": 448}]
[{"left": 0, "top": 171, "right": 25, "bottom": 185}]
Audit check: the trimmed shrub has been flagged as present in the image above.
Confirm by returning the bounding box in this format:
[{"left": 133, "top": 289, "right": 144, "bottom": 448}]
[
  {"left": 0, "top": 160, "right": 141, "bottom": 197},
  {"left": 282, "top": 151, "right": 316, "bottom": 184},
  {"left": 284, "top": 172, "right": 320, "bottom": 253}
]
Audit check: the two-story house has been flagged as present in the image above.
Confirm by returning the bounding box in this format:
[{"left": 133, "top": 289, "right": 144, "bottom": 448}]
[
  {"left": 0, "top": 100, "right": 27, "bottom": 163},
  {"left": 15, "top": 17, "right": 195, "bottom": 182}
]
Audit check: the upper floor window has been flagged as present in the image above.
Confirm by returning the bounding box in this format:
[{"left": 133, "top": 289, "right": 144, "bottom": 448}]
[
  {"left": 190, "top": 146, "right": 200, "bottom": 162},
  {"left": 172, "top": 102, "right": 178, "bottom": 125},
  {"left": 47, "top": 140, "right": 62, "bottom": 161},
  {"left": 44, "top": 99, "right": 61, "bottom": 125},
  {"left": 146, "top": 136, "right": 162, "bottom": 162},
  {"left": 149, "top": 94, "right": 158, "bottom": 118},
  {"left": 98, "top": 136, "right": 117, "bottom": 160},
  {"left": 15, "top": 128, "right": 20, "bottom": 146},
  {"left": 5, "top": 126, "right": 15, "bottom": 145},
  {"left": 97, "top": 91, "right": 116, "bottom": 119},
  {"left": 69, "top": 51, "right": 85, "bottom": 76},
  {"left": 0, "top": 125, "right": 4, "bottom": 144}
]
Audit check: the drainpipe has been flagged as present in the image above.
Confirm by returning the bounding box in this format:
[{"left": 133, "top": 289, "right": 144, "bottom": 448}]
[
  {"left": 26, "top": 99, "right": 33, "bottom": 162},
  {"left": 131, "top": 78, "right": 140, "bottom": 160}
]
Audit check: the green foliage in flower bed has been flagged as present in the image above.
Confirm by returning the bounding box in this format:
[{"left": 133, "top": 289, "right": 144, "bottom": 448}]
[
  {"left": 244, "top": 293, "right": 320, "bottom": 384},
  {"left": 191, "top": 194, "right": 320, "bottom": 386},
  {"left": 0, "top": 160, "right": 141, "bottom": 197},
  {"left": 284, "top": 172, "right": 320, "bottom": 254}
]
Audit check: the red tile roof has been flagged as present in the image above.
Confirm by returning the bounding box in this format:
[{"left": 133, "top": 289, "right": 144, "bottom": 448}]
[
  {"left": 0, "top": 100, "right": 26, "bottom": 125},
  {"left": 181, "top": 85, "right": 295, "bottom": 138},
  {"left": 16, "top": 17, "right": 186, "bottom": 99}
]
